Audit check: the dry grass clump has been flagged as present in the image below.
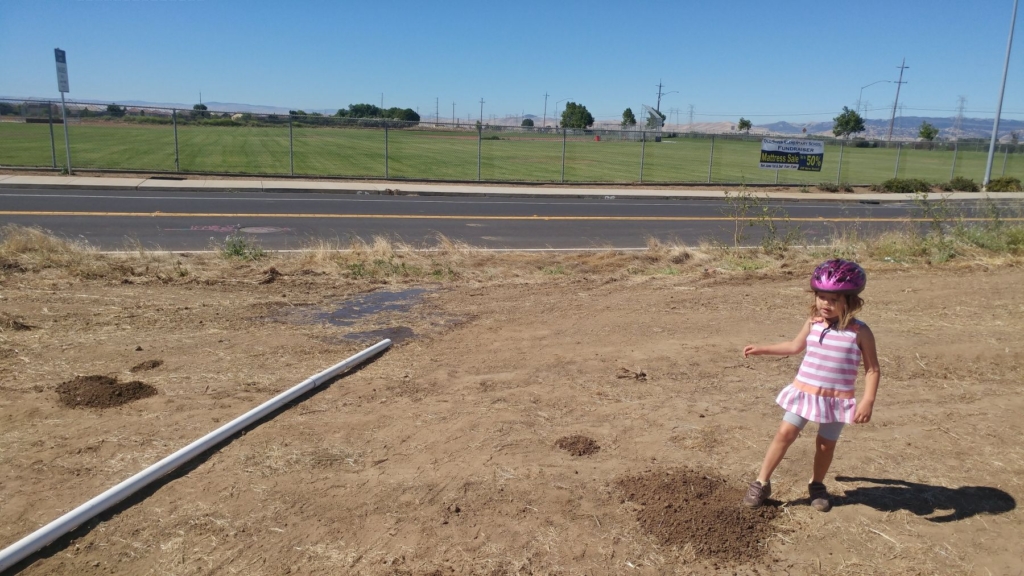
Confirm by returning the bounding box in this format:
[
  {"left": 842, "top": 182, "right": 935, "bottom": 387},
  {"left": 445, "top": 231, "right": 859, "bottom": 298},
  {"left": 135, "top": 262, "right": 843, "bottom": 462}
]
[{"left": 0, "top": 225, "right": 104, "bottom": 276}]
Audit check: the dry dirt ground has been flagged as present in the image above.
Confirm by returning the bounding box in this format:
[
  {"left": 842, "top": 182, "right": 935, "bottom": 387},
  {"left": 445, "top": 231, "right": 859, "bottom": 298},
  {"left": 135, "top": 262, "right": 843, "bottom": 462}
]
[{"left": 1, "top": 262, "right": 1022, "bottom": 575}]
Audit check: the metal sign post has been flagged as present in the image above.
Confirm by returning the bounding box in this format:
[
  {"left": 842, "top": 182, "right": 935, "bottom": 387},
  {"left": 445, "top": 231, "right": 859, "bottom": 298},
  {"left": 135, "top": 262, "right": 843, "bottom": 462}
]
[{"left": 54, "top": 48, "right": 72, "bottom": 173}]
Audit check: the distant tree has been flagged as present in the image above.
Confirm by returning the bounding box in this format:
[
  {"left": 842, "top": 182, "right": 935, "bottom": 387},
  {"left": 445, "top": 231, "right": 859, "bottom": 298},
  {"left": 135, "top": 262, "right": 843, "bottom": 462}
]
[
  {"left": 80, "top": 107, "right": 93, "bottom": 118},
  {"left": 832, "top": 106, "right": 865, "bottom": 139},
  {"left": 289, "top": 110, "right": 308, "bottom": 116},
  {"left": 737, "top": 117, "right": 752, "bottom": 134},
  {"left": 560, "top": 102, "right": 594, "bottom": 129},
  {"left": 521, "top": 118, "right": 534, "bottom": 127},
  {"left": 1011, "top": 131, "right": 1019, "bottom": 145},
  {"left": 347, "top": 103, "right": 383, "bottom": 118},
  {"left": 645, "top": 108, "right": 665, "bottom": 128},
  {"left": 191, "top": 103, "right": 210, "bottom": 119},
  {"left": 106, "top": 103, "right": 126, "bottom": 118},
  {"left": 0, "top": 102, "right": 18, "bottom": 115},
  {"left": 621, "top": 107, "right": 637, "bottom": 127},
  {"left": 918, "top": 121, "right": 939, "bottom": 141}
]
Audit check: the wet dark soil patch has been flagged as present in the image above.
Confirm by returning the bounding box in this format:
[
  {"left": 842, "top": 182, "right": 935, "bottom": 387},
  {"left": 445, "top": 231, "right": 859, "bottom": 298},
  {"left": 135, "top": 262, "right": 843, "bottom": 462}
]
[
  {"left": 555, "top": 435, "right": 600, "bottom": 456},
  {"left": 616, "top": 468, "right": 780, "bottom": 563},
  {"left": 316, "top": 288, "right": 429, "bottom": 327},
  {"left": 344, "top": 326, "right": 416, "bottom": 345},
  {"left": 56, "top": 375, "right": 158, "bottom": 408},
  {"left": 130, "top": 359, "right": 163, "bottom": 373}
]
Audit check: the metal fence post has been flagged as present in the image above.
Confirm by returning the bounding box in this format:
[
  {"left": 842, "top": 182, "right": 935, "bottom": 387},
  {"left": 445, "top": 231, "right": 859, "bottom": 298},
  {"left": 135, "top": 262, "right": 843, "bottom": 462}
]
[
  {"left": 774, "top": 169, "right": 779, "bottom": 184},
  {"left": 1002, "top": 145, "right": 1008, "bottom": 176},
  {"left": 288, "top": 116, "right": 294, "bottom": 176},
  {"left": 950, "top": 141, "right": 958, "bottom": 180},
  {"left": 560, "top": 127, "right": 567, "bottom": 183},
  {"left": 48, "top": 104, "right": 57, "bottom": 169},
  {"left": 893, "top": 143, "right": 901, "bottom": 178},
  {"left": 59, "top": 92, "right": 72, "bottom": 173},
  {"left": 836, "top": 140, "right": 844, "bottom": 184},
  {"left": 477, "top": 122, "right": 482, "bottom": 181},
  {"left": 172, "top": 110, "right": 180, "bottom": 172},
  {"left": 639, "top": 130, "right": 646, "bottom": 183},
  {"left": 707, "top": 135, "right": 715, "bottom": 183},
  {"left": 384, "top": 118, "right": 389, "bottom": 179}
]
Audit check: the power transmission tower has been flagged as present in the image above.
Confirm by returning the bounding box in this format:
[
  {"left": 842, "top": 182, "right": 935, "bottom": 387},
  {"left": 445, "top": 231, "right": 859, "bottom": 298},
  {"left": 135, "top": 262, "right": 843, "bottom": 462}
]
[
  {"left": 952, "top": 96, "right": 967, "bottom": 141},
  {"left": 543, "top": 92, "right": 549, "bottom": 128},
  {"left": 886, "top": 58, "right": 909, "bottom": 142},
  {"left": 688, "top": 104, "right": 694, "bottom": 129}
]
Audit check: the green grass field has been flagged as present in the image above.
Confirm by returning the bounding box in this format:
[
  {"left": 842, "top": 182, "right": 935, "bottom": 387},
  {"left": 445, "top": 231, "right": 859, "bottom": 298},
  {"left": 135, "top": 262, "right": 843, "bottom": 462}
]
[{"left": 1, "top": 121, "right": 1020, "bottom": 185}]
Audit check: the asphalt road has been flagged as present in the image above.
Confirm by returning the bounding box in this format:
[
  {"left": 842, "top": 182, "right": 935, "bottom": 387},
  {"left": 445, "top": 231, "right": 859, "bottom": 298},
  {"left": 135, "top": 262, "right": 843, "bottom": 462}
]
[{"left": 0, "top": 187, "right": 1016, "bottom": 250}]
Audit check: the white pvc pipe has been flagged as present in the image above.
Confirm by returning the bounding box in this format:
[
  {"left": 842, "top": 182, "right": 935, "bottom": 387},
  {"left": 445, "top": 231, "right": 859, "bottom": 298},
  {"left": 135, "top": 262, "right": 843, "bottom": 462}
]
[{"left": 0, "top": 339, "right": 392, "bottom": 573}]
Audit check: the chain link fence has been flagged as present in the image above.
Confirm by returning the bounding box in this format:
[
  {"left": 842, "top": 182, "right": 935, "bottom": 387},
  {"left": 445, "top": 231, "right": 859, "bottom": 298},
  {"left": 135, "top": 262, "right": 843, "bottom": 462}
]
[{"left": 2, "top": 98, "right": 1022, "bottom": 186}]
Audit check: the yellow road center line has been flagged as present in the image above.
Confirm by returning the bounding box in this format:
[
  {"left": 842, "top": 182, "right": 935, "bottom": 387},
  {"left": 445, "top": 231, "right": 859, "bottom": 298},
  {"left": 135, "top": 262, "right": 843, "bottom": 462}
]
[{"left": 0, "top": 211, "right": 1021, "bottom": 222}]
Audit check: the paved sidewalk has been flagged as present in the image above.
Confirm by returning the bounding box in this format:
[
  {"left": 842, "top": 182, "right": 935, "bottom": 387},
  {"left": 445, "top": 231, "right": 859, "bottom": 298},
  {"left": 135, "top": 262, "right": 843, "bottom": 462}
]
[{"left": 2, "top": 173, "right": 1023, "bottom": 202}]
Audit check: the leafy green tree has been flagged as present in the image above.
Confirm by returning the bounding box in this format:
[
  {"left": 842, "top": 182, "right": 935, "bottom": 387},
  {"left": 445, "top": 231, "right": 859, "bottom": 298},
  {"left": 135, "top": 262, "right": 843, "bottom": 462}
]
[
  {"left": 0, "top": 102, "right": 20, "bottom": 115},
  {"left": 521, "top": 118, "right": 534, "bottom": 127},
  {"left": 560, "top": 102, "right": 594, "bottom": 129},
  {"left": 918, "top": 121, "right": 939, "bottom": 141},
  {"left": 191, "top": 103, "right": 210, "bottom": 119},
  {"left": 646, "top": 108, "right": 665, "bottom": 128},
  {"left": 106, "top": 104, "right": 126, "bottom": 117},
  {"left": 832, "top": 106, "right": 865, "bottom": 139},
  {"left": 621, "top": 107, "right": 637, "bottom": 127},
  {"left": 737, "top": 117, "right": 752, "bottom": 134}
]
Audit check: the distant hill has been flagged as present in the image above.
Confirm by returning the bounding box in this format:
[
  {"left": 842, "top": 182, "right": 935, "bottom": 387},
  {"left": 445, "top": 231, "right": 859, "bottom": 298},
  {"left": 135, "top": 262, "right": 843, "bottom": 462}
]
[
  {"left": 3, "top": 95, "right": 1022, "bottom": 140},
  {"left": 756, "top": 117, "right": 1024, "bottom": 141}
]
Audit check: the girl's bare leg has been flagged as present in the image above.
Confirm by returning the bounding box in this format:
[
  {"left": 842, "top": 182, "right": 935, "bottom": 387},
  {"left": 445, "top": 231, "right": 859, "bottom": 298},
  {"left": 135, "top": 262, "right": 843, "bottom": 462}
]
[
  {"left": 757, "top": 422, "right": 801, "bottom": 484},
  {"left": 811, "top": 435, "right": 837, "bottom": 483}
]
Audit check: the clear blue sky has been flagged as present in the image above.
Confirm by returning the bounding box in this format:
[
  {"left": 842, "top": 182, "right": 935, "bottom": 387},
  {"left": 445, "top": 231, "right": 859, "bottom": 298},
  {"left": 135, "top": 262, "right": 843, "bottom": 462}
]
[{"left": 1, "top": 0, "right": 1021, "bottom": 124}]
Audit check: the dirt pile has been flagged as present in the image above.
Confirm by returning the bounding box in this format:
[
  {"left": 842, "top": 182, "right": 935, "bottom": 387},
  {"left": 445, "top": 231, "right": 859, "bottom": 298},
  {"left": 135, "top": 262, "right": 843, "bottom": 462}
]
[
  {"left": 129, "top": 359, "right": 163, "bottom": 373},
  {"left": 616, "top": 468, "right": 780, "bottom": 563},
  {"left": 555, "top": 434, "right": 600, "bottom": 456},
  {"left": 56, "top": 375, "right": 157, "bottom": 408}
]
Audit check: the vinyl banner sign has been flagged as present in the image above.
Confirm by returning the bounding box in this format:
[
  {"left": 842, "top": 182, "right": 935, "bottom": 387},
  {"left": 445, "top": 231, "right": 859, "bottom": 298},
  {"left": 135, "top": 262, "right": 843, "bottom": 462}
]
[{"left": 759, "top": 138, "right": 824, "bottom": 171}]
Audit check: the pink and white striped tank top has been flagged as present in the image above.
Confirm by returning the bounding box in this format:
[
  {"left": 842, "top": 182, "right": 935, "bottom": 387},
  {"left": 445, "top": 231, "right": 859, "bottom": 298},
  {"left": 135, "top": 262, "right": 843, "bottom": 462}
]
[{"left": 794, "top": 318, "right": 863, "bottom": 399}]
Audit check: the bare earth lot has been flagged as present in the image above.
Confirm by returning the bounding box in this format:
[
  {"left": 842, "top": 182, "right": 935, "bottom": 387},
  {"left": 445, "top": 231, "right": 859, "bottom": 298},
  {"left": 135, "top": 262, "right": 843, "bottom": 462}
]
[{"left": 1, "top": 262, "right": 1022, "bottom": 575}]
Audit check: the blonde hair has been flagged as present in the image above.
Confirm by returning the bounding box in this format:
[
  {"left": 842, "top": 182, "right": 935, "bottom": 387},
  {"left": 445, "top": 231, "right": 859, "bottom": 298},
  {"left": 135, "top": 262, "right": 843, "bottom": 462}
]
[{"left": 809, "top": 292, "right": 864, "bottom": 331}]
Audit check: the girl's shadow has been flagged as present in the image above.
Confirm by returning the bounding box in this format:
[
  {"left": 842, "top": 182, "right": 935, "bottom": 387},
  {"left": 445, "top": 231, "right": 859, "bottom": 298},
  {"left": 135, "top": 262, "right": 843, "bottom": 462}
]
[{"left": 833, "top": 476, "right": 1016, "bottom": 523}]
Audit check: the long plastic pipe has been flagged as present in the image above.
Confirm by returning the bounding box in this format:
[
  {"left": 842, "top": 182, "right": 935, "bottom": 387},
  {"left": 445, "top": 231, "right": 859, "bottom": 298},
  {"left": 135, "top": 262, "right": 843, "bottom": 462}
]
[{"left": 0, "top": 339, "right": 392, "bottom": 573}]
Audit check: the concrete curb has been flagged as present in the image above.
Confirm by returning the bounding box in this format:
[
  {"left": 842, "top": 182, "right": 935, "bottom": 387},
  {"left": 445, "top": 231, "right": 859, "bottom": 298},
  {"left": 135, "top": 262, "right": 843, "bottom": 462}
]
[{"left": 2, "top": 174, "right": 1024, "bottom": 203}]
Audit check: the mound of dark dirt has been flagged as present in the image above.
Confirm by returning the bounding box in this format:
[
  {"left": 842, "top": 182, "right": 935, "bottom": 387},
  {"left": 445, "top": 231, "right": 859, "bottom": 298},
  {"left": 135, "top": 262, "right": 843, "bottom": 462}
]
[
  {"left": 130, "top": 359, "right": 163, "bottom": 373},
  {"left": 616, "top": 468, "right": 780, "bottom": 563},
  {"left": 56, "top": 375, "right": 157, "bottom": 408},
  {"left": 555, "top": 435, "right": 600, "bottom": 456}
]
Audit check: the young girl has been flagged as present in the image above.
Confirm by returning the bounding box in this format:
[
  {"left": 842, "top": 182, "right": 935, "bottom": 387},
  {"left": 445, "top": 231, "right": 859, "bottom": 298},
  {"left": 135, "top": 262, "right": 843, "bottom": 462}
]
[{"left": 741, "top": 259, "right": 880, "bottom": 512}]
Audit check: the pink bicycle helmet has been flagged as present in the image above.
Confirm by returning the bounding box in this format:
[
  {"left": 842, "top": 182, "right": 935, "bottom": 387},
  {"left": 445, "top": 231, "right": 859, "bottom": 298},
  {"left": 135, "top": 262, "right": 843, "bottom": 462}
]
[{"left": 810, "top": 259, "right": 866, "bottom": 294}]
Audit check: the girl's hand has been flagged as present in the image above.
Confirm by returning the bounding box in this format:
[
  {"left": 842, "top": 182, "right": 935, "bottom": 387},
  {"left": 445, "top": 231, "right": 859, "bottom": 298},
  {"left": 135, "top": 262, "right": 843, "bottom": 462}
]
[
  {"left": 854, "top": 400, "right": 874, "bottom": 423},
  {"left": 743, "top": 345, "right": 759, "bottom": 357}
]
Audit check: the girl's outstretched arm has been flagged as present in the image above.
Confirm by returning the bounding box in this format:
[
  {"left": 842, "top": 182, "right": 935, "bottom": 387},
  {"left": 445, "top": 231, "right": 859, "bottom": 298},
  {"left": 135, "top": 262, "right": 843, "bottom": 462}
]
[
  {"left": 854, "top": 325, "right": 881, "bottom": 423},
  {"left": 743, "top": 319, "right": 811, "bottom": 358}
]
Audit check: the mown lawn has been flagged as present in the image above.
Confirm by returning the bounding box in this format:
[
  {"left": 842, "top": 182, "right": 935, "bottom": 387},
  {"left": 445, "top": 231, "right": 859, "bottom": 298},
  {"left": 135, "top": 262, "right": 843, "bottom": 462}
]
[{"left": 0, "top": 121, "right": 1017, "bottom": 185}]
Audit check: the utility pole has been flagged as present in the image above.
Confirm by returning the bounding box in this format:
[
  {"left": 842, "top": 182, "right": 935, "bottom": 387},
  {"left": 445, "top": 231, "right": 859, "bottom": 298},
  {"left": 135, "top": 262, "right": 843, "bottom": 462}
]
[
  {"left": 452, "top": 101, "right": 456, "bottom": 126},
  {"left": 656, "top": 79, "right": 664, "bottom": 112},
  {"left": 381, "top": 93, "right": 384, "bottom": 109},
  {"left": 479, "top": 98, "right": 484, "bottom": 123},
  {"left": 886, "top": 58, "right": 909, "bottom": 142},
  {"left": 543, "top": 92, "right": 549, "bottom": 128},
  {"left": 688, "top": 104, "right": 694, "bottom": 129},
  {"left": 436, "top": 97, "right": 439, "bottom": 126},
  {"left": 985, "top": 0, "right": 1018, "bottom": 187}
]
